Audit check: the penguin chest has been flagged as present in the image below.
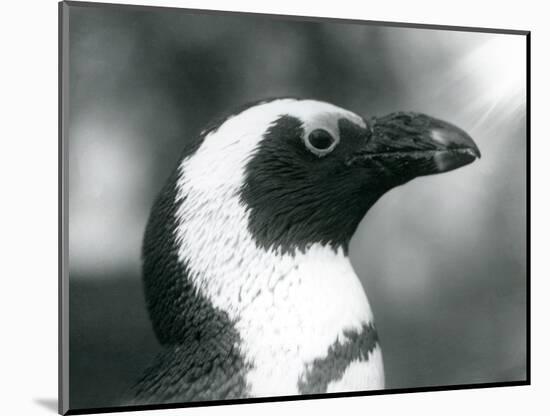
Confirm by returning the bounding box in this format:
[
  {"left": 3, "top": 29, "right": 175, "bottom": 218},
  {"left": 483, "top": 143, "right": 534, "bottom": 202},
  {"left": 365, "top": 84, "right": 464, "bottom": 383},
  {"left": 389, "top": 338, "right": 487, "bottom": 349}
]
[{"left": 234, "top": 245, "right": 384, "bottom": 397}]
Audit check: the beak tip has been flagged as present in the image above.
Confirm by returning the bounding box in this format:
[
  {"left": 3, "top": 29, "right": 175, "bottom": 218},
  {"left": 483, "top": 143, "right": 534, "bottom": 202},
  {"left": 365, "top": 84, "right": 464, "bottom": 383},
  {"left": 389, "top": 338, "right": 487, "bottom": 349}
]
[
  {"left": 474, "top": 146, "right": 482, "bottom": 159},
  {"left": 468, "top": 146, "right": 482, "bottom": 159},
  {"left": 430, "top": 127, "right": 480, "bottom": 159}
]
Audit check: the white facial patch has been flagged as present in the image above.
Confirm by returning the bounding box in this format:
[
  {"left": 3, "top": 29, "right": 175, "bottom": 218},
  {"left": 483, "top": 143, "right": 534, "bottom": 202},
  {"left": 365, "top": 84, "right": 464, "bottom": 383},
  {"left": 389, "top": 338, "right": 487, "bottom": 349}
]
[
  {"left": 293, "top": 102, "right": 366, "bottom": 157},
  {"left": 174, "top": 98, "right": 381, "bottom": 396},
  {"left": 187, "top": 99, "right": 366, "bottom": 189}
]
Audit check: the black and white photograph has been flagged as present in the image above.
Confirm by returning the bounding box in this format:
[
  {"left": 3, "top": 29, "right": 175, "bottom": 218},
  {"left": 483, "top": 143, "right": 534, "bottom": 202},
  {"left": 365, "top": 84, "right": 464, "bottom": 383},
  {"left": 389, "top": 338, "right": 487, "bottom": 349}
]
[{"left": 59, "top": 1, "right": 528, "bottom": 414}]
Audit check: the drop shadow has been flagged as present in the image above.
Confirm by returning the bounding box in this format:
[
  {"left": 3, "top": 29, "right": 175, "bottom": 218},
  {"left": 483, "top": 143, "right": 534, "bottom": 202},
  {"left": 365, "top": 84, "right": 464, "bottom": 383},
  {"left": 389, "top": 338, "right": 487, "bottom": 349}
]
[{"left": 34, "top": 398, "right": 58, "bottom": 413}]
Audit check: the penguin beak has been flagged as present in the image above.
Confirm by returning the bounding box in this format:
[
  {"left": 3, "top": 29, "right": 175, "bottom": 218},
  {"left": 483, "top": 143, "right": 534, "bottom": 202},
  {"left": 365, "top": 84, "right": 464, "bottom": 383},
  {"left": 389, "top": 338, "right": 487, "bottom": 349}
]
[{"left": 346, "top": 112, "right": 480, "bottom": 180}]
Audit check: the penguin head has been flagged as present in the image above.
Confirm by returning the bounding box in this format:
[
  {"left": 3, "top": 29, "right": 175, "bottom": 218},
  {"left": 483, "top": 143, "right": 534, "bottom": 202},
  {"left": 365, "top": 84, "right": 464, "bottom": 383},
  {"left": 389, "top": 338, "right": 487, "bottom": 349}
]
[
  {"left": 139, "top": 98, "right": 480, "bottom": 397},
  {"left": 195, "top": 98, "right": 480, "bottom": 254},
  {"left": 143, "top": 97, "right": 479, "bottom": 365}
]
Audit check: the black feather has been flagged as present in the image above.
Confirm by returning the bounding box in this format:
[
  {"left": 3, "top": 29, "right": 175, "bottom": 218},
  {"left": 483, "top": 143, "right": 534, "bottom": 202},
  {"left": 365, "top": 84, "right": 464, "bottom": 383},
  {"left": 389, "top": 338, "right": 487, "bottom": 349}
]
[{"left": 298, "top": 324, "right": 379, "bottom": 394}]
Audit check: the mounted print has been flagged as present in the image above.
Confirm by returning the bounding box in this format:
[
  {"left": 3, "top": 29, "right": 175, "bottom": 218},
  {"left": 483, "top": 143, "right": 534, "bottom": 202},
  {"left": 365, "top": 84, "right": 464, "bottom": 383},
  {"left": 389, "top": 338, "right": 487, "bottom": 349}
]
[{"left": 59, "top": 1, "right": 530, "bottom": 414}]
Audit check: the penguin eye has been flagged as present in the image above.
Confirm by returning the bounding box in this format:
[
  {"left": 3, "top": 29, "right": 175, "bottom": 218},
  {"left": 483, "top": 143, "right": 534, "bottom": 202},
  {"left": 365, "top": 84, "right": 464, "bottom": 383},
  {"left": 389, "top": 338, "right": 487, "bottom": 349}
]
[{"left": 305, "top": 129, "right": 338, "bottom": 157}]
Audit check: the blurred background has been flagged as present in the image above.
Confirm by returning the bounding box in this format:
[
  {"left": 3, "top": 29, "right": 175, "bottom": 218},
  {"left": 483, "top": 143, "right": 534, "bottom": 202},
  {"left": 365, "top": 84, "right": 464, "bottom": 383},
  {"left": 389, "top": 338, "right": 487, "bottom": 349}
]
[{"left": 66, "top": 3, "right": 527, "bottom": 410}]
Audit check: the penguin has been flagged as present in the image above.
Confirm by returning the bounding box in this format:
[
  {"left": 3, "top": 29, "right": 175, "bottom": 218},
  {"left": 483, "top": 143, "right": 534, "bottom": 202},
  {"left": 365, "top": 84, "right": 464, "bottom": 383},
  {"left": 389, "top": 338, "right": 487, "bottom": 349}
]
[{"left": 129, "top": 98, "right": 480, "bottom": 405}]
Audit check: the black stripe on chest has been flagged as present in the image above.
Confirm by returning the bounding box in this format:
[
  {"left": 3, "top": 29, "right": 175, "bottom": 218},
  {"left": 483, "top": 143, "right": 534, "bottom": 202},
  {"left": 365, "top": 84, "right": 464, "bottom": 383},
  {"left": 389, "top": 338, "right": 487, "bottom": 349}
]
[{"left": 297, "top": 323, "right": 379, "bottom": 394}]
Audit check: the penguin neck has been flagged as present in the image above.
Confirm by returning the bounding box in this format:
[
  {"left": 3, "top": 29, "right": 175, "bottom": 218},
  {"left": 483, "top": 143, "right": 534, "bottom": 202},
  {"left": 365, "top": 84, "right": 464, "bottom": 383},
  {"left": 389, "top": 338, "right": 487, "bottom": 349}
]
[
  {"left": 175, "top": 203, "right": 376, "bottom": 395},
  {"left": 174, "top": 181, "right": 375, "bottom": 331},
  {"left": 174, "top": 169, "right": 378, "bottom": 396}
]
